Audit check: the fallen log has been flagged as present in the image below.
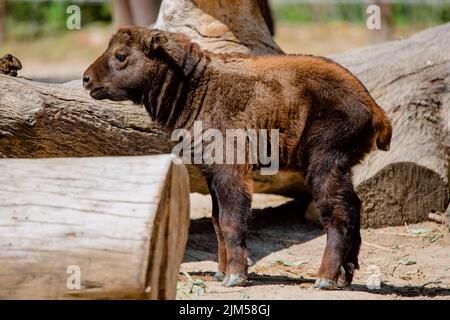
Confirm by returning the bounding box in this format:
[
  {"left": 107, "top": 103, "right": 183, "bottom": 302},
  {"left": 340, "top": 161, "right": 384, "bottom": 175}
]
[
  {"left": 0, "top": 0, "right": 449, "bottom": 227},
  {"left": 0, "top": 155, "right": 190, "bottom": 299},
  {"left": 333, "top": 25, "right": 450, "bottom": 227}
]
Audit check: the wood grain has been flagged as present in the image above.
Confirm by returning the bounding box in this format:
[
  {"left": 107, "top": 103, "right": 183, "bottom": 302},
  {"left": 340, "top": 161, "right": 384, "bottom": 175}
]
[{"left": 0, "top": 154, "right": 189, "bottom": 299}]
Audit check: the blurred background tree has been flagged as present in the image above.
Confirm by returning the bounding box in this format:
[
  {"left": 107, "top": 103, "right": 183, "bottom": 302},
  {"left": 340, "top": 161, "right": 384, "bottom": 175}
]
[
  {"left": 111, "top": 0, "right": 161, "bottom": 27},
  {"left": 0, "top": 0, "right": 5, "bottom": 43},
  {"left": 369, "top": 0, "right": 394, "bottom": 43}
]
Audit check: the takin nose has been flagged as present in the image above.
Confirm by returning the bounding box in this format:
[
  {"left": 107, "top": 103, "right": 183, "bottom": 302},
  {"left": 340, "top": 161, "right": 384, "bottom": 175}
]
[{"left": 83, "top": 70, "right": 95, "bottom": 89}]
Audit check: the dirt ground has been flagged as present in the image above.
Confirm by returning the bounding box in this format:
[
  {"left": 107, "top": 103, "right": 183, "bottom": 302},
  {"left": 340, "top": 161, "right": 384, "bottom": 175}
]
[{"left": 177, "top": 193, "right": 450, "bottom": 300}]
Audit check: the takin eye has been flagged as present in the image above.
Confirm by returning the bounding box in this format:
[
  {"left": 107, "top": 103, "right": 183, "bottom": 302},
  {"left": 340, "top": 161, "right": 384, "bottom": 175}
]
[{"left": 115, "top": 53, "right": 127, "bottom": 62}]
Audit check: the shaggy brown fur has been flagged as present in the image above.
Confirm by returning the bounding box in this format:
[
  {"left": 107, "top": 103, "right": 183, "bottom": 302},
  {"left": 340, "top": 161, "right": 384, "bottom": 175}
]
[{"left": 83, "top": 27, "right": 392, "bottom": 289}]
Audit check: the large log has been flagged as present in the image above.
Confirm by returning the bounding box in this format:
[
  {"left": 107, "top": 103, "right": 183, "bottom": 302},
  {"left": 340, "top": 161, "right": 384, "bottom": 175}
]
[
  {"left": 0, "top": 0, "right": 449, "bottom": 227},
  {"left": 333, "top": 26, "right": 450, "bottom": 227},
  {"left": 0, "top": 155, "right": 190, "bottom": 299}
]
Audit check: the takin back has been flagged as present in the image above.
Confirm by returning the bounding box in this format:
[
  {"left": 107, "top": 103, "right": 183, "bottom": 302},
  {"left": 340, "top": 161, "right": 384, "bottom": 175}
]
[{"left": 83, "top": 27, "right": 392, "bottom": 289}]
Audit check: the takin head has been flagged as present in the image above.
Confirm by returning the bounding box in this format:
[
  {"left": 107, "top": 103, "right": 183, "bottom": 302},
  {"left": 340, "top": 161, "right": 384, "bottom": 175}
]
[{"left": 83, "top": 26, "right": 193, "bottom": 103}]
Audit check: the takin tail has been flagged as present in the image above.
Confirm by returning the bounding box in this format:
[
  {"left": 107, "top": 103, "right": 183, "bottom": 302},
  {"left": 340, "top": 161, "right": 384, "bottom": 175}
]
[{"left": 371, "top": 102, "right": 392, "bottom": 151}]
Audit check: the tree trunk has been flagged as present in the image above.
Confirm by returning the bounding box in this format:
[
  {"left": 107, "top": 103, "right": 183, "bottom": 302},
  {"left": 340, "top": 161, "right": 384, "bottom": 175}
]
[
  {"left": 0, "top": 0, "right": 449, "bottom": 228},
  {"left": 0, "top": 0, "right": 5, "bottom": 44},
  {"left": 153, "top": 0, "right": 282, "bottom": 55},
  {"left": 367, "top": 1, "right": 394, "bottom": 44},
  {"left": 111, "top": 0, "right": 133, "bottom": 27},
  {"left": 112, "top": 0, "right": 162, "bottom": 28},
  {"left": 0, "top": 155, "right": 190, "bottom": 299},
  {"left": 130, "top": 0, "right": 161, "bottom": 26}
]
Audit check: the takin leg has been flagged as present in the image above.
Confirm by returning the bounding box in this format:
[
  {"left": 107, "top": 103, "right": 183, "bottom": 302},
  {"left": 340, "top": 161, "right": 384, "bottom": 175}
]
[
  {"left": 339, "top": 197, "right": 361, "bottom": 287},
  {"left": 304, "top": 153, "right": 362, "bottom": 290},
  {"left": 206, "top": 177, "right": 227, "bottom": 281},
  {"left": 207, "top": 166, "right": 252, "bottom": 287}
]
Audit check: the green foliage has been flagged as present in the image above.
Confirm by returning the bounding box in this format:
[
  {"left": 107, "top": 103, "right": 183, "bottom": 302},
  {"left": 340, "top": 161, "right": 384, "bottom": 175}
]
[
  {"left": 272, "top": 2, "right": 450, "bottom": 26},
  {"left": 5, "top": 0, "right": 112, "bottom": 39},
  {"left": 272, "top": 4, "right": 315, "bottom": 23},
  {"left": 333, "top": 4, "right": 364, "bottom": 23},
  {"left": 391, "top": 3, "right": 450, "bottom": 26},
  {"left": 4, "top": 1, "right": 450, "bottom": 40}
]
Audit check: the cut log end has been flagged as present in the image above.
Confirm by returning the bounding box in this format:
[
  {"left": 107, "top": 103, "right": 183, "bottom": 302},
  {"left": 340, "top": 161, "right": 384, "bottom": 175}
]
[{"left": 357, "top": 162, "right": 448, "bottom": 228}]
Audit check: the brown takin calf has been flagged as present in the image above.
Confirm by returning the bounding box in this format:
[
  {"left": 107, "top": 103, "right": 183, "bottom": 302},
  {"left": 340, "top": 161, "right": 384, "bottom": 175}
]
[{"left": 83, "top": 27, "right": 392, "bottom": 289}]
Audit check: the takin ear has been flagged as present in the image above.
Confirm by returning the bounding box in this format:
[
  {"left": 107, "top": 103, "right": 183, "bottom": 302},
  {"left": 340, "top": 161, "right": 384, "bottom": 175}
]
[
  {"left": 144, "top": 30, "right": 168, "bottom": 55},
  {"left": 114, "top": 28, "right": 133, "bottom": 43}
]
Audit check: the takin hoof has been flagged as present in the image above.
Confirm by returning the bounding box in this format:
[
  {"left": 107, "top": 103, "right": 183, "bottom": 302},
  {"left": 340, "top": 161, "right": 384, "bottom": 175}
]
[
  {"left": 212, "top": 271, "right": 226, "bottom": 282},
  {"left": 337, "top": 263, "right": 355, "bottom": 288},
  {"left": 315, "top": 263, "right": 356, "bottom": 290},
  {"left": 221, "top": 274, "right": 247, "bottom": 287},
  {"left": 313, "top": 278, "right": 337, "bottom": 290}
]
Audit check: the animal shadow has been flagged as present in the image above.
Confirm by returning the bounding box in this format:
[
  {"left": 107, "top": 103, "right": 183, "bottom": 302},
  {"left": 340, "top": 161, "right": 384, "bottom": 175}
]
[{"left": 184, "top": 198, "right": 320, "bottom": 263}]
